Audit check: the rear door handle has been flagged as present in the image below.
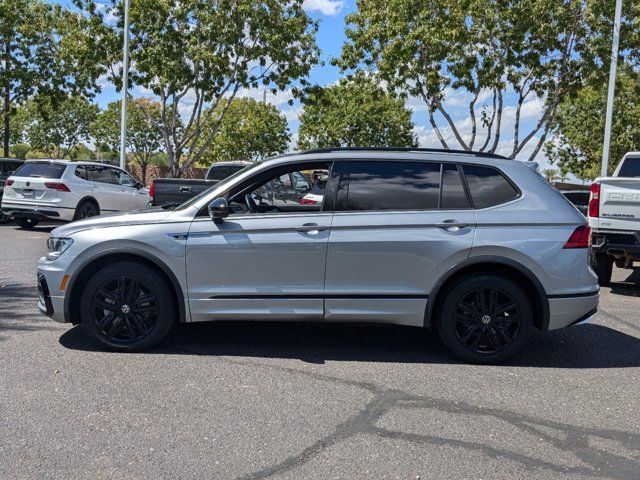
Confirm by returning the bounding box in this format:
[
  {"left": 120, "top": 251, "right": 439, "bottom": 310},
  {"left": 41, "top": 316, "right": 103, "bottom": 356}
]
[
  {"left": 295, "top": 223, "right": 328, "bottom": 234},
  {"left": 436, "top": 219, "right": 468, "bottom": 230}
]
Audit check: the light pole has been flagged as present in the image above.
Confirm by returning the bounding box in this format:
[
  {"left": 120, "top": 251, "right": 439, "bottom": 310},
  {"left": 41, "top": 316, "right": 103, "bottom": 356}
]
[
  {"left": 601, "top": 0, "right": 623, "bottom": 178},
  {"left": 119, "top": 0, "right": 131, "bottom": 170}
]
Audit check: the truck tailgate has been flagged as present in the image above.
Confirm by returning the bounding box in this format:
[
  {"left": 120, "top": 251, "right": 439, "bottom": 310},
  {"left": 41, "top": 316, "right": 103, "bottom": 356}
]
[{"left": 597, "top": 177, "right": 640, "bottom": 231}]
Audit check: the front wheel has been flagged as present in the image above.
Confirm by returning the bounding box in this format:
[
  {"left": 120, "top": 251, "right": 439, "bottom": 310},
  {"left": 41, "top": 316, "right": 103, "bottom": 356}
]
[
  {"left": 80, "top": 261, "right": 177, "bottom": 351},
  {"left": 14, "top": 217, "right": 39, "bottom": 229},
  {"left": 437, "top": 274, "right": 534, "bottom": 364}
]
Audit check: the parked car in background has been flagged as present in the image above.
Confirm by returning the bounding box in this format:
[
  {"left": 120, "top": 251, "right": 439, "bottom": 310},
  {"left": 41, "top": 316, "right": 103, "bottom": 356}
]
[
  {"left": 589, "top": 151, "right": 640, "bottom": 285},
  {"left": 0, "top": 158, "right": 24, "bottom": 223},
  {"left": 1, "top": 160, "right": 149, "bottom": 229},
  {"left": 37, "top": 147, "right": 598, "bottom": 363},
  {"left": 561, "top": 190, "right": 589, "bottom": 216},
  {"left": 150, "top": 161, "right": 251, "bottom": 207}
]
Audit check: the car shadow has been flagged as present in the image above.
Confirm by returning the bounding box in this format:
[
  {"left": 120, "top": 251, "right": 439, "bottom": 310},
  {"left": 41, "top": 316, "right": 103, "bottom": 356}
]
[
  {"left": 0, "top": 284, "right": 61, "bottom": 342},
  {"left": 59, "top": 319, "right": 640, "bottom": 369},
  {"left": 610, "top": 269, "right": 640, "bottom": 297}
]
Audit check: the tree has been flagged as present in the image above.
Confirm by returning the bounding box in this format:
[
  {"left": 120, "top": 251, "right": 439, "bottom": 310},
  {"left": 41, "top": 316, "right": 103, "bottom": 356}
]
[
  {"left": 195, "top": 97, "right": 290, "bottom": 164},
  {"left": 298, "top": 74, "right": 417, "bottom": 149},
  {"left": 0, "top": 0, "right": 109, "bottom": 156},
  {"left": 546, "top": 67, "right": 640, "bottom": 179},
  {"left": 78, "top": 0, "right": 319, "bottom": 176},
  {"left": 27, "top": 96, "right": 99, "bottom": 159},
  {"left": 338, "top": 0, "right": 640, "bottom": 160},
  {"left": 92, "top": 97, "right": 165, "bottom": 183},
  {"left": 542, "top": 168, "right": 559, "bottom": 182}
]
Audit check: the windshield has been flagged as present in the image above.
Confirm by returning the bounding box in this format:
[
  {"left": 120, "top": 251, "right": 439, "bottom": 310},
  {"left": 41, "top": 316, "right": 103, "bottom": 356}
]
[{"left": 173, "top": 164, "right": 257, "bottom": 211}]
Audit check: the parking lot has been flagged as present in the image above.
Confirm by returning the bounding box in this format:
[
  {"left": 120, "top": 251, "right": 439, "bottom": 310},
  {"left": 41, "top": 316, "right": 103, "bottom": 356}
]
[{"left": 1, "top": 222, "right": 639, "bottom": 480}]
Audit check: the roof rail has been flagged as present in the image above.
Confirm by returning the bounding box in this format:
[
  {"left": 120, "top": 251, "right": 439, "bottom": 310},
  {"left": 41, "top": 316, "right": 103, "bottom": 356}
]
[{"left": 287, "top": 146, "right": 508, "bottom": 160}]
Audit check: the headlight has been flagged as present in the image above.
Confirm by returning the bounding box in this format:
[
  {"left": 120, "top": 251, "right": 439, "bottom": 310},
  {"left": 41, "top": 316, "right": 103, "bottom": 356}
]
[{"left": 46, "top": 237, "right": 74, "bottom": 261}]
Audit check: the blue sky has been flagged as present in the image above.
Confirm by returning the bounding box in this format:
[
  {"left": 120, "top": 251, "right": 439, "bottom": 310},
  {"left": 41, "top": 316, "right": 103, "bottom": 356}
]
[{"left": 57, "top": 0, "right": 558, "bottom": 172}]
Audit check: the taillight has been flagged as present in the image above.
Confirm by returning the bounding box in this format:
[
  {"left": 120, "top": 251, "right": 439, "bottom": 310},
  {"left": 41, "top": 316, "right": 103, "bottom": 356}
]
[
  {"left": 44, "top": 182, "right": 71, "bottom": 192},
  {"left": 5, "top": 179, "right": 14, "bottom": 186},
  {"left": 564, "top": 225, "right": 591, "bottom": 249},
  {"left": 299, "top": 197, "right": 318, "bottom": 205},
  {"left": 588, "top": 182, "right": 600, "bottom": 218},
  {"left": 149, "top": 182, "right": 155, "bottom": 205}
]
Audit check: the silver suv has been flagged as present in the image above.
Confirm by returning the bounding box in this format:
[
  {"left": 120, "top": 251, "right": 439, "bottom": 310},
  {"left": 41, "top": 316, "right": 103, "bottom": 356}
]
[{"left": 37, "top": 148, "right": 599, "bottom": 363}]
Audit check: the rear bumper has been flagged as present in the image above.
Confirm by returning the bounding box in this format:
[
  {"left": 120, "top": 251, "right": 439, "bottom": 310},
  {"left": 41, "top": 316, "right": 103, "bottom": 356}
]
[
  {"left": 591, "top": 230, "right": 640, "bottom": 259},
  {"left": 547, "top": 291, "right": 599, "bottom": 330},
  {"left": 1, "top": 201, "right": 73, "bottom": 221}
]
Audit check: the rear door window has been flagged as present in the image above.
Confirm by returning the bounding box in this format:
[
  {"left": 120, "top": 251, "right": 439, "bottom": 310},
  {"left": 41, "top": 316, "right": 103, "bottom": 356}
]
[
  {"left": 89, "top": 166, "right": 117, "bottom": 184},
  {"left": 441, "top": 164, "right": 471, "bottom": 209},
  {"left": 462, "top": 165, "right": 520, "bottom": 209},
  {"left": 12, "top": 162, "right": 67, "bottom": 179},
  {"left": 337, "top": 161, "right": 441, "bottom": 211}
]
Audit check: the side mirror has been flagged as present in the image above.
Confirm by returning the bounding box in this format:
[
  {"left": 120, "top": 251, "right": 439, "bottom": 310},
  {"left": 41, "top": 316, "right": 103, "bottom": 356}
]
[{"left": 208, "top": 197, "right": 229, "bottom": 223}]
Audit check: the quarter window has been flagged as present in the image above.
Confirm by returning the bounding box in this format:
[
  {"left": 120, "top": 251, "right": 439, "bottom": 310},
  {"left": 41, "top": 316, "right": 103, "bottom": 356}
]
[
  {"left": 462, "top": 165, "right": 519, "bottom": 208},
  {"left": 337, "top": 161, "right": 441, "bottom": 211}
]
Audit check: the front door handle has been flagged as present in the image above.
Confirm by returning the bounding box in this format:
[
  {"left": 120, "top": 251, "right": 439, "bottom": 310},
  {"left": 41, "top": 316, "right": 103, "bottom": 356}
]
[
  {"left": 295, "top": 223, "right": 328, "bottom": 234},
  {"left": 436, "top": 219, "right": 468, "bottom": 230},
  {"left": 179, "top": 186, "right": 191, "bottom": 193}
]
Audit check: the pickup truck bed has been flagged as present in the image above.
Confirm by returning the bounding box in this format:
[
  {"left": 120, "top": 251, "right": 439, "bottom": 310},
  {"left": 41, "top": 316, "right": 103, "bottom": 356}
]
[{"left": 151, "top": 161, "right": 251, "bottom": 206}]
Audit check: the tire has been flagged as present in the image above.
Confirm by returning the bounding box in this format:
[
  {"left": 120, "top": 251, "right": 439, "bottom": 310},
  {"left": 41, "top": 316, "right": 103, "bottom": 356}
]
[
  {"left": 73, "top": 200, "right": 99, "bottom": 220},
  {"left": 14, "top": 217, "right": 39, "bottom": 229},
  {"left": 437, "top": 274, "right": 534, "bottom": 364},
  {"left": 590, "top": 251, "right": 613, "bottom": 286},
  {"left": 80, "top": 261, "right": 177, "bottom": 352},
  {"left": 0, "top": 211, "right": 9, "bottom": 224}
]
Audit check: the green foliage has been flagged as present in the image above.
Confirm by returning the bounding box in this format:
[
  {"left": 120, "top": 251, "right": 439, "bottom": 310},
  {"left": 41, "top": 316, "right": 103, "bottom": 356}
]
[
  {"left": 0, "top": 0, "right": 108, "bottom": 155},
  {"left": 78, "top": 0, "right": 319, "bottom": 177},
  {"left": 545, "top": 67, "right": 640, "bottom": 179},
  {"left": 27, "top": 96, "right": 99, "bottom": 159},
  {"left": 196, "top": 97, "right": 290, "bottom": 164},
  {"left": 92, "top": 97, "right": 166, "bottom": 183},
  {"left": 298, "top": 74, "right": 417, "bottom": 149},
  {"left": 337, "top": 0, "right": 640, "bottom": 160},
  {"left": 9, "top": 143, "right": 30, "bottom": 159}
]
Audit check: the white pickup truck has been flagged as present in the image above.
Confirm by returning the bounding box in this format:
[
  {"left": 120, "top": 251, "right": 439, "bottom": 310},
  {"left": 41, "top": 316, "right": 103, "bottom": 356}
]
[{"left": 588, "top": 152, "right": 640, "bottom": 285}]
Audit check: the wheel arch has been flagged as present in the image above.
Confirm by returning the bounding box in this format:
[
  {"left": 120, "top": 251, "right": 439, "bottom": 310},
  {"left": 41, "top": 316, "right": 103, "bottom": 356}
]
[
  {"left": 65, "top": 251, "right": 187, "bottom": 326},
  {"left": 75, "top": 196, "right": 101, "bottom": 213},
  {"left": 426, "top": 256, "right": 550, "bottom": 331}
]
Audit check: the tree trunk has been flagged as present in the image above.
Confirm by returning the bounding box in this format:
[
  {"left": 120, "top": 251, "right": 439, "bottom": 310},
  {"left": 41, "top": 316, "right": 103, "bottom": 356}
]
[{"left": 3, "top": 41, "right": 10, "bottom": 157}]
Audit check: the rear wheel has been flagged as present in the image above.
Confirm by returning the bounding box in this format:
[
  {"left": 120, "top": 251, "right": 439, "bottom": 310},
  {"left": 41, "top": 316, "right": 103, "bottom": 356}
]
[
  {"left": 73, "top": 200, "right": 99, "bottom": 220},
  {"left": 437, "top": 274, "right": 534, "bottom": 364},
  {"left": 590, "top": 251, "right": 613, "bottom": 286},
  {"left": 80, "top": 261, "right": 176, "bottom": 351},
  {"left": 14, "top": 217, "right": 39, "bottom": 229}
]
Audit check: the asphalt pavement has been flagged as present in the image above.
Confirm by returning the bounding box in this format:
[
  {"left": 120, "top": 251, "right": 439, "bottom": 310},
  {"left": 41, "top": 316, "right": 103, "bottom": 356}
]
[{"left": 0, "top": 221, "right": 639, "bottom": 479}]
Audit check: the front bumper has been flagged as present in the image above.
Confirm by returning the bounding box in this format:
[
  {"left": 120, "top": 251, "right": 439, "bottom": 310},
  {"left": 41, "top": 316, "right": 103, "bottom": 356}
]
[{"left": 37, "top": 259, "right": 69, "bottom": 323}]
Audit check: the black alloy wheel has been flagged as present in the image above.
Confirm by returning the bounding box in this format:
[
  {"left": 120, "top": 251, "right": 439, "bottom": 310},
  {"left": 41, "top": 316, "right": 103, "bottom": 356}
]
[
  {"left": 92, "top": 276, "right": 159, "bottom": 343},
  {"left": 438, "top": 274, "right": 533, "bottom": 363},
  {"left": 80, "top": 261, "right": 176, "bottom": 351},
  {"left": 453, "top": 286, "right": 520, "bottom": 354},
  {"left": 74, "top": 201, "right": 99, "bottom": 220}
]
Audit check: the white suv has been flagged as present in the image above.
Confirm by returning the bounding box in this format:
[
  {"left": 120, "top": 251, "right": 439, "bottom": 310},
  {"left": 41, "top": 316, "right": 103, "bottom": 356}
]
[{"left": 1, "top": 160, "right": 150, "bottom": 229}]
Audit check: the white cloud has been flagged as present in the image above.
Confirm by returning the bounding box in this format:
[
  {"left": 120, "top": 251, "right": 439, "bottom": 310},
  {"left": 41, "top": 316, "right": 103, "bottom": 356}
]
[{"left": 302, "top": 0, "right": 344, "bottom": 16}]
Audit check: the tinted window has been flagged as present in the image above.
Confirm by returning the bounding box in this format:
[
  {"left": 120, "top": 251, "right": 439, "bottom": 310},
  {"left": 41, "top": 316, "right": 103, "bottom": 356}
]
[
  {"left": 463, "top": 165, "right": 519, "bottom": 209},
  {"left": 12, "top": 162, "right": 67, "bottom": 179},
  {"left": 89, "top": 166, "right": 116, "bottom": 184},
  {"left": 441, "top": 164, "right": 471, "bottom": 209},
  {"left": 1, "top": 161, "right": 21, "bottom": 175},
  {"left": 75, "top": 166, "right": 87, "bottom": 180},
  {"left": 208, "top": 165, "right": 246, "bottom": 181},
  {"left": 617, "top": 157, "right": 640, "bottom": 177},
  {"left": 339, "top": 161, "right": 441, "bottom": 211},
  {"left": 112, "top": 169, "right": 138, "bottom": 187}
]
